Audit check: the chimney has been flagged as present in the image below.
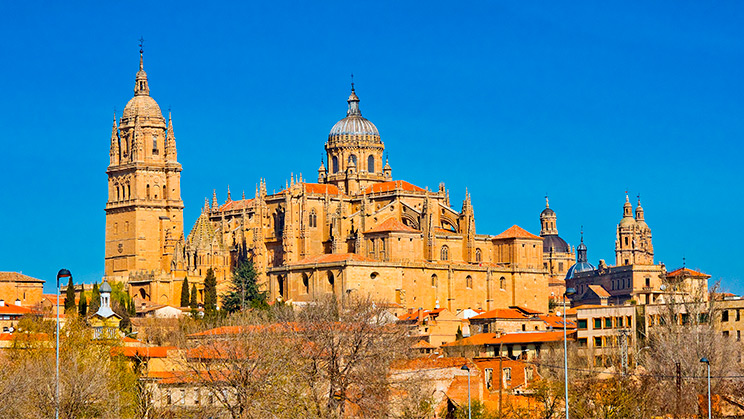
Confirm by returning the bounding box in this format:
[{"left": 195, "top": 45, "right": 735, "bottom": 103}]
[{"left": 14, "top": 299, "right": 21, "bottom": 306}]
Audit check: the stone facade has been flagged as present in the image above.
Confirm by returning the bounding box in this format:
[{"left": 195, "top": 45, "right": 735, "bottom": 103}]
[
  {"left": 105, "top": 51, "right": 555, "bottom": 312},
  {"left": 0, "top": 272, "right": 44, "bottom": 307}
]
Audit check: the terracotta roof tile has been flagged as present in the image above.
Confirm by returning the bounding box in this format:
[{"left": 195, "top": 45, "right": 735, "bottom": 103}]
[
  {"left": 492, "top": 225, "right": 542, "bottom": 240},
  {"left": 443, "top": 331, "right": 573, "bottom": 347},
  {"left": 411, "top": 339, "right": 438, "bottom": 349},
  {"left": 538, "top": 315, "right": 576, "bottom": 329},
  {"left": 667, "top": 267, "right": 711, "bottom": 278},
  {"left": 470, "top": 308, "right": 528, "bottom": 320},
  {"left": 303, "top": 183, "right": 343, "bottom": 195},
  {"left": 0, "top": 304, "right": 35, "bottom": 315},
  {"left": 588, "top": 284, "right": 611, "bottom": 298},
  {"left": 363, "top": 180, "right": 426, "bottom": 194},
  {"left": 364, "top": 217, "right": 419, "bottom": 234},
  {"left": 217, "top": 198, "right": 254, "bottom": 212},
  {"left": 0, "top": 272, "right": 44, "bottom": 283},
  {"left": 114, "top": 346, "right": 174, "bottom": 358}
]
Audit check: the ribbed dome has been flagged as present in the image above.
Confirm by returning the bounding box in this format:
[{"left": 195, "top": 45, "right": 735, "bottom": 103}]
[
  {"left": 122, "top": 95, "right": 165, "bottom": 122},
  {"left": 619, "top": 216, "right": 636, "bottom": 227},
  {"left": 541, "top": 207, "right": 555, "bottom": 217},
  {"left": 328, "top": 87, "right": 380, "bottom": 141},
  {"left": 565, "top": 261, "right": 596, "bottom": 280},
  {"left": 543, "top": 234, "right": 570, "bottom": 253}
]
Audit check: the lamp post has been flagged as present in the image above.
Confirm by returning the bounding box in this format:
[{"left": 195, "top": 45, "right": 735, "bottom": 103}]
[
  {"left": 563, "top": 287, "right": 576, "bottom": 419},
  {"left": 55, "top": 269, "right": 72, "bottom": 419},
  {"left": 461, "top": 364, "right": 471, "bottom": 419},
  {"left": 700, "top": 357, "right": 711, "bottom": 419}
]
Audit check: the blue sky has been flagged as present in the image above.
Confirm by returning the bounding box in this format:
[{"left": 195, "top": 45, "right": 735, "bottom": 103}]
[{"left": 0, "top": 1, "right": 742, "bottom": 294}]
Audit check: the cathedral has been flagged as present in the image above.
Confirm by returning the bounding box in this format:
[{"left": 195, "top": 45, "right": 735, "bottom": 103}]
[{"left": 104, "top": 50, "right": 570, "bottom": 313}]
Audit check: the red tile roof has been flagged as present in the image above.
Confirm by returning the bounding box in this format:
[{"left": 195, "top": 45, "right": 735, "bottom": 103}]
[
  {"left": 667, "top": 267, "right": 711, "bottom": 278},
  {"left": 217, "top": 198, "right": 254, "bottom": 212},
  {"left": 470, "top": 308, "right": 529, "bottom": 320},
  {"left": 0, "top": 304, "right": 35, "bottom": 315},
  {"left": 304, "top": 183, "right": 343, "bottom": 195},
  {"left": 114, "top": 346, "right": 174, "bottom": 358},
  {"left": 363, "top": 180, "right": 426, "bottom": 194},
  {"left": 538, "top": 315, "right": 577, "bottom": 329},
  {"left": 443, "top": 331, "right": 573, "bottom": 347},
  {"left": 293, "top": 253, "right": 375, "bottom": 265},
  {"left": 492, "top": 225, "right": 542, "bottom": 240},
  {"left": 0, "top": 272, "right": 44, "bottom": 283},
  {"left": 0, "top": 332, "right": 48, "bottom": 341},
  {"left": 411, "top": 339, "right": 438, "bottom": 349},
  {"left": 588, "top": 284, "right": 611, "bottom": 298},
  {"left": 364, "top": 217, "right": 419, "bottom": 234}
]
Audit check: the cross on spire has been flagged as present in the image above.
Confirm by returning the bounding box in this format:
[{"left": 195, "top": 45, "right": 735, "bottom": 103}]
[
  {"left": 139, "top": 36, "right": 145, "bottom": 54},
  {"left": 350, "top": 73, "right": 355, "bottom": 91}
]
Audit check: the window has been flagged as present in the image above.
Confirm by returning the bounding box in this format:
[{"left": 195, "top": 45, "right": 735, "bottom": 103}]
[
  {"left": 466, "top": 275, "right": 473, "bottom": 289},
  {"left": 431, "top": 274, "right": 438, "bottom": 287},
  {"left": 152, "top": 136, "right": 158, "bottom": 151},
  {"left": 605, "top": 318, "right": 613, "bottom": 328},
  {"left": 146, "top": 184, "right": 151, "bottom": 200},
  {"left": 369, "top": 239, "right": 376, "bottom": 256},
  {"left": 738, "top": 309, "right": 741, "bottom": 322},
  {"left": 484, "top": 368, "right": 493, "bottom": 390},
  {"left": 379, "top": 240, "right": 385, "bottom": 259},
  {"left": 166, "top": 390, "right": 172, "bottom": 405},
  {"left": 475, "top": 248, "right": 482, "bottom": 262},
  {"left": 558, "top": 262, "right": 564, "bottom": 271},
  {"left": 645, "top": 277, "right": 651, "bottom": 287},
  {"left": 624, "top": 259, "right": 629, "bottom": 265},
  {"left": 723, "top": 331, "right": 730, "bottom": 338},
  {"left": 302, "top": 274, "right": 309, "bottom": 294},
  {"left": 616, "top": 317, "right": 624, "bottom": 328},
  {"left": 499, "top": 277, "right": 506, "bottom": 290},
  {"left": 332, "top": 156, "right": 339, "bottom": 173},
  {"left": 738, "top": 331, "right": 741, "bottom": 342},
  {"left": 440, "top": 245, "right": 449, "bottom": 261},
  {"left": 625, "top": 237, "right": 629, "bottom": 246},
  {"left": 723, "top": 310, "right": 730, "bottom": 322},
  {"left": 577, "top": 319, "right": 587, "bottom": 330},
  {"left": 180, "top": 389, "right": 186, "bottom": 405},
  {"left": 309, "top": 210, "right": 317, "bottom": 228},
  {"left": 502, "top": 367, "right": 512, "bottom": 383},
  {"left": 368, "top": 155, "right": 375, "bottom": 172},
  {"left": 578, "top": 338, "right": 587, "bottom": 347},
  {"left": 594, "top": 336, "right": 602, "bottom": 347},
  {"left": 327, "top": 272, "right": 335, "bottom": 292},
  {"left": 349, "top": 154, "right": 357, "bottom": 166},
  {"left": 525, "top": 367, "right": 533, "bottom": 382},
  {"left": 594, "top": 318, "right": 602, "bottom": 329}
]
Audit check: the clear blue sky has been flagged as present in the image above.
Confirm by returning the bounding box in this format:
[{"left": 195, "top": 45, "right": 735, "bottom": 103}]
[{"left": 1, "top": 1, "right": 742, "bottom": 294}]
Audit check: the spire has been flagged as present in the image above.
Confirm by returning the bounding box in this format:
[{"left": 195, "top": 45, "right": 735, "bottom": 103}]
[
  {"left": 635, "top": 194, "right": 644, "bottom": 221},
  {"left": 623, "top": 190, "right": 633, "bottom": 218},
  {"left": 212, "top": 189, "right": 218, "bottom": 208},
  {"left": 204, "top": 197, "right": 210, "bottom": 212},
  {"left": 165, "top": 110, "right": 177, "bottom": 161},
  {"left": 134, "top": 38, "right": 150, "bottom": 96},
  {"left": 346, "top": 76, "right": 361, "bottom": 117},
  {"left": 227, "top": 185, "right": 232, "bottom": 202},
  {"left": 242, "top": 190, "right": 246, "bottom": 200},
  {"left": 109, "top": 112, "right": 120, "bottom": 164},
  {"left": 576, "top": 227, "right": 588, "bottom": 263}
]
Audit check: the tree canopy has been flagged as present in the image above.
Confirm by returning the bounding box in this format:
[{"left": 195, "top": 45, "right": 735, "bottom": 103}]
[{"left": 222, "top": 258, "right": 267, "bottom": 313}]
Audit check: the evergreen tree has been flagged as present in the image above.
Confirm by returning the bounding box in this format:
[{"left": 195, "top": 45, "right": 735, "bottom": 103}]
[
  {"left": 89, "top": 283, "right": 100, "bottom": 314},
  {"left": 190, "top": 284, "right": 198, "bottom": 308},
  {"left": 222, "top": 258, "right": 267, "bottom": 313},
  {"left": 64, "top": 277, "right": 76, "bottom": 313},
  {"left": 180, "top": 277, "right": 190, "bottom": 307},
  {"left": 78, "top": 290, "right": 87, "bottom": 316},
  {"left": 128, "top": 296, "right": 136, "bottom": 316},
  {"left": 204, "top": 268, "right": 218, "bottom": 313}
]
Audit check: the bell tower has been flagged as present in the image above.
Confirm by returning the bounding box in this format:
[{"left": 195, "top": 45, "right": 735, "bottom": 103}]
[{"left": 104, "top": 45, "right": 184, "bottom": 284}]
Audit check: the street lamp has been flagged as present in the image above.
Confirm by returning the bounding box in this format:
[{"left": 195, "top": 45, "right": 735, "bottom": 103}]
[
  {"left": 700, "top": 357, "right": 711, "bottom": 419},
  {"left": 563, "top": 287, "right": 576, "bottom": 419},
  {"left": 55, "top": 269, "right": 72, "bottom": 419},
  {"left": 460, "top": 364, "right": 471, "bottom": 419}
]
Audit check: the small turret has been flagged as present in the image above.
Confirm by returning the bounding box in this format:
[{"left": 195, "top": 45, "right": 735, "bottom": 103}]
[
  {"left": 109, "top": 112, "right": 120, "bottom": 165},
  {"left": 165, "top": 111, "right": 177, "bottom": 162},
  {"left": 383, "top": 157, "right": 392, "bottom": 179},
  {"left": 318, "top": 159, "right": 327, "bottom": 183},
  {"left": 212, "top": 189, "right": 218, "bottom": 209}
]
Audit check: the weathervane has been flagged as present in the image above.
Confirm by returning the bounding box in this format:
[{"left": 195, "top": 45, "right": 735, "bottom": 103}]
[
  {"left": 139, "top": 36, "right": 145, "bottom": 54},
  {"left": 350, "top": 73, "right": 355, "bottom": 91}
]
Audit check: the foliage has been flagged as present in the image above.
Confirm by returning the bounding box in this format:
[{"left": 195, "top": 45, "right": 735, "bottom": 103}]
[
  {"left": 441, "top": 399, "right": 499, "bottom": 419},
  {"left": 64, "top": 276, "right": 76, "bottom": 313},
  {"left": 180, "top": 277, "right": 190, "bottom": 307},
  {"left": 78, "top": 290, "right": 87, "bottom": 316},
  {"left": 190, "top": 284, "right": 198, "bottom": 308},
  {"left": 89, "top": 283, "right": 100, "bottom": 314},
  {"left": 221, "top": 258, "right": 267, "bottom": 313},
  {"left": 204, "top": 268, "right": 218, "bottom": 313},
  {"left": 456, "top": 325, "right": 463, "bottom": 340}
]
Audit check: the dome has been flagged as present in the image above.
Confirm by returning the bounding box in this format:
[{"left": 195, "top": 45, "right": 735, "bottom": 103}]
[
  {"left": 329, "top": 115, "right": 380, "bottom": 138},
  {"left": 122, "top": 95, "right": 165, "bottom": 122},
  {"left": 540, "top": 207, "right": 555, "bottom": 217},
  {"left": 328, "top": 87, "right": 380, "bottom": 141},
  {"left": 543, "top": 234, "right": 570, "bottom": 253},
  {"left": 99, "top": 280, "right": 112, "bottom": 293},
  {"left": 565, "top": 261, "right": 596, "bottom": 280},
  {"left": 619, "top": 216, "right": 636, "bottom": 227}
]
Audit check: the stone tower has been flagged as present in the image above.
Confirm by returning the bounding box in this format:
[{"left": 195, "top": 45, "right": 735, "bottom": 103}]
[
  {"left": 615, "top": 194, "right": 653, "bottom": 266},
  {"left": 104, "top": 47, "right": 184, "bottom": 282},
  {"left": 323, "top": 83, "right": 389, "bottom": 194}
]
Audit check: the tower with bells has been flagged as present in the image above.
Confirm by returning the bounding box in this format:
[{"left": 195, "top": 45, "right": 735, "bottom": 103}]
[
  {"left": 320, "top": 78, "right": 391, "bottom": 194},
  {"left": 615, "top": 194, "right": 654, "bottom": 266},
  {"left": 104, "top": 42, "right": 184, "bottom": 285}
]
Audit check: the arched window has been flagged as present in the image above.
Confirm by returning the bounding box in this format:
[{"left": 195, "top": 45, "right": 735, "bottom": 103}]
[
  {"left": 146, "top": 184, "right": 151, "bottom": 200},
  {"left": 475, "top": 248, "right": 482, "bottom": 262},
  {"left": 277, "top": 276, "right": 286, "bottom": 299},
  {"left": 154, "top": 185, "right": 159, "bottom": 200},
  {"left": 500, "top": 276, "right": 506, "bottom": 290},
  {"left": 152, "top": 136, "right": 157, "bottom": 151},
  {"left": 440, "top": 245, "right": 449, "bottom": 261},
  {"left": 369, "top": 239, "right": 376, "bottom": 256},
  {"left": 309, "top": 210, "right": 317, "bottom": 228},
  {"left": 332, "top": 156, "right": 339, "bottom": 173},
  {"left": 368, "top": 155, "right": 375, "bottom": 172},
  {"left": 431, "top": 274, "right": 438, "bottom": 287},
  {"left": 327, "top": 271, "right": 335, "bottom": 292},
  {"left": 466, "top": 275, "right": 473, "bottom": 289},
  {"left": 379, "top": 239, "right": 385, "bottom": 260},
  {"left": 349, "top": 154, "right": 357, "bottom": 166},
  {"left": 126, "top": 184, "right": 131, "bottom": 200},
  {"left": 302, "top": 273, "right": 309, "bottom": 294}
]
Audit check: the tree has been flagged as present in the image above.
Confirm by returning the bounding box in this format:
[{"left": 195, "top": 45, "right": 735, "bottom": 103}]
[
  {"left": 190, "top": 284, "right": 198, "bottom": 308},
  {"left": 180, "top": 277, "right": 190, "bottom": 307},
  {"left": 63, "top": 276, "right": 76, "bottom": 313},
  {"left": 89, "top": 282, "right": 100, "bottom": 314},
  {"left": 204, "top": 268, "right": 218, "bottom": 313},
  {"left": 78, "top": 290, "right": 87, "bottom": 316},
  {"left": 222, "top": 259, "right": 267, "bottom": 313}
]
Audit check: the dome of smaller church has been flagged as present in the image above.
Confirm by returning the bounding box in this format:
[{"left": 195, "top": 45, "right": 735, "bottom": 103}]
[
  {"left": 540, "top": 207, "right": 555, "bottom": 217},
  {"left": 329, "top": 115, "right": 380, "bottom": 138},
  {"left": 543, "top": 234, "right": 570, "bottom": 253},
  {"left": 565, "top": 260, "right": 596, "bottom": 280}
]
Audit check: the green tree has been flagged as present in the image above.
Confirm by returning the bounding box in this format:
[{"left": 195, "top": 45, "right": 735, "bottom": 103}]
[
  {"left": 180, "top": 277, "right": 190, "bottom": 307},
  {"left": 89, "top": 283, "right": 100, "bottom": 314},
  {"left": 222, "top": 258, "right": 267, "bottom": 313},
  {"left": 78, "top": 290, "right": 87, "bottom": 316},
  {"left": 190, "top": 284, "right": 198, "bottom": 308},
  {"left": 63, "top": 276, "right": 76, "bottom": 313},
  {"left": 204, "top": 268, "right": 218, "bottom": 313}
]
